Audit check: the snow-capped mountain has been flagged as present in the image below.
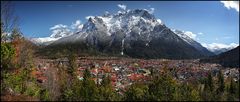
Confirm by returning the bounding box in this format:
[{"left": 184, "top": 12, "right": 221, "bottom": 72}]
[
  {"left": 43, "top": 9, "right": 211, "bottom": 59},
  {"left": 31, "top": 37, "right": 60, "bottom": 45},
  {"left": 54, "top": 9, "right": 162, "bottom": 44},
  {"left": 211, "top": 48, "right": 232, "bottom": 55},
  {"left": 172, "top": 29, "right": 214, "bottom": 56}
]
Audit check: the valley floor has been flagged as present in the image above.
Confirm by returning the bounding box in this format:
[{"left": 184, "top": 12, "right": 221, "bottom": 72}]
[
  {"left": 2, "top": 56, "right": 239, "bottom": 101},
  {"left": 33, "top": 57, "right": 239, "bottom": 93}
]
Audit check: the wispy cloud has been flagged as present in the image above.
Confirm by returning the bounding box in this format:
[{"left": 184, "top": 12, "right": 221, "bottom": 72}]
[
  {"left": 220, "top": 1, "right": 239, "bottom": 12},
  {"left": 149, "top": 8, "right": 155, "bottom": 14},
  {"left": 50, "top": 24, "right": 68, "bottom": 30},
  {"left": 198, "top": 32, "right": 203, "bottom": 35},
  {"left": 50, "top": 19, "right": 84, "bottom": 38},
  {"left": 71, "top": 20, "right": 83, "bottom": 31},
  {"left": 172, "top": 29, "right": 198, "bottom": 40},
  {"left": 50, "top": 24, "right": 72, "bottom": 38},
  {"left": 184, "top": 31, "right": 197, "bottom": 40},
  {"left": 117, "top": 4, "right": 127, "bottom": 10}
]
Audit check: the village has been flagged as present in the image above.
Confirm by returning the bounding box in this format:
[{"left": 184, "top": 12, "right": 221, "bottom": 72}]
[{"left": 31, "top": 57, "right": 240, "bottom": 95}]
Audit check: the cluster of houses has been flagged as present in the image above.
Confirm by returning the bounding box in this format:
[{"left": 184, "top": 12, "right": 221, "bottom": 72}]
[
  {"left": 32, "top": 57, "right": 239, "bottom": 94},
  {"left": 72, "top": 57, "right": 240, "bottom": 93},
  {"left": 75, "top": 58, "right": 152, "bottom": 94},
  {"left": 31, "top": 63, "right": 48, "bottom": 83}
]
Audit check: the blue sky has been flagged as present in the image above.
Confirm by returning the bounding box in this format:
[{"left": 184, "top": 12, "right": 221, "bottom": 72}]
[{"left": 13, "top": 1, "right": 239, "bottom": 47}]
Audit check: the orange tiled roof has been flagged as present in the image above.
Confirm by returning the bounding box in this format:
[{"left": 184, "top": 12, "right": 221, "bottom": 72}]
[
  {"left": 128, "top": 74, "right": 144, "bottom": 81},
  {"left": 31, "top": 70, "right": 43, "bottom": 77}
]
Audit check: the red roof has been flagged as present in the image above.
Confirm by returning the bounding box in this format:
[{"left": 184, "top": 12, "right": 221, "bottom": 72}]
[
  {"left": 128, "top": 66, "right": 137, "bottom": 71},
  {"left": 111, "top": 74, "right": 117, "bottom": 82},
  {"left": 111, "top": 81, "right": 116, "bottom": 86},
  {"left": 128, "top": 74, "right": 144, "bottom": 81},
  {"left": 78, "top": 67, "right": 85, "bottom": 71},
  {"left": 102, "top": 66, "right": 111, "bottom": 73},
  {"left": 31, "top": 71, "right": 43, "bottom": 77},
  {"left": 91, "top": 69, "right": 98, "bottom": 75}
]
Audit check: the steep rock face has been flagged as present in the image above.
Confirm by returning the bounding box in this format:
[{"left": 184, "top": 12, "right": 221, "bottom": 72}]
[{"left": 50, "top": 9, "right": 208, "bottom": 59}]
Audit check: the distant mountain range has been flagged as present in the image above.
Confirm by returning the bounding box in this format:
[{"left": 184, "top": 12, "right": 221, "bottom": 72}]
[
  {"left": 200, "top": 46, "right": 239, "bottom": 68},
  {"left": 32, "top": 9, "right": 221, "bottom": 59},
  {"left": 201, "top": 43, "right": 238, "bottom": 55},
  {"left": 211, "top": 48, "right": 233, "bottom": 55}
]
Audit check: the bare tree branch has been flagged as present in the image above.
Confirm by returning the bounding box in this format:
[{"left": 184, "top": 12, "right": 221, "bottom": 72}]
[
  {"left": 1, "top": 1, "right": 19, "bottom": 33},
  {"left": 1, "top": 1, "right": 20, "bottom": 42}
]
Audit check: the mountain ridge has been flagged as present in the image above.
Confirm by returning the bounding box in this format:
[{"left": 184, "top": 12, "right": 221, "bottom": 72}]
[{"left": 35, "top": 9, "right": 214, "bottom": 59}]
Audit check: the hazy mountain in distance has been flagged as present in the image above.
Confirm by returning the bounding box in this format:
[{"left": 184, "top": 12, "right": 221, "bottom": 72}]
[
  {"left": 202, "top": 43, "right": 238, "bottom": 55},
  {"left": 200, "top": 46, "right": 239, "bottom": 68}
]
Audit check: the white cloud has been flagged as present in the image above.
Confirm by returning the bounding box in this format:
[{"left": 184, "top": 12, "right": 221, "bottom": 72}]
[
  {"left": 117, "top": 11, "right": 123, "bottom": 14},
  {"left": 48, "top": 19, "right": 84, "bottom": 39},
  {"left": 85, "top": 16, "right": 94, "bottom": 20},
  {"left": 50, "top": 24, "right": 72, "bottom": 38},
  {"left": 50, "top": 24, "right": 67, "bottom": 30},
  {"left": 157, "top": 19, "right": 162, "bottom": 24},
  {"left": 71, "top": 20, "right": 83, "bottom": 31},
  {"left": 149, "top": 8, "right": 155, "bottom": 14},
  {"left": 184, "top": 31, "right": 197, "bottom": 40},
  {"left": 117, "top": 4, "right": 127, "bottom": 10},
  {"left": 198, "top": 32, "right": 203, "bottom": 35},
  {"left": 172, "top": 29, "right": 198, "bottom": 40},
  {"left": 220, "top": 1, "right": 239, "bottom": 12},
  {"left": 201, "top": 42, "right": 239, "bottom": 52}
]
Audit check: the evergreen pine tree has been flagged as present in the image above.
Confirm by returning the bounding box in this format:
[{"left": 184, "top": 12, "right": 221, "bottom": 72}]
[{"left": 217, "top": 70, "right": 224, "bottom": 94}]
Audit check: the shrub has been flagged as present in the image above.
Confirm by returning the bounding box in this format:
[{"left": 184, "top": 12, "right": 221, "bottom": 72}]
[{"left": 1, "top": 43, "right": 16, "bottom": 69}]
